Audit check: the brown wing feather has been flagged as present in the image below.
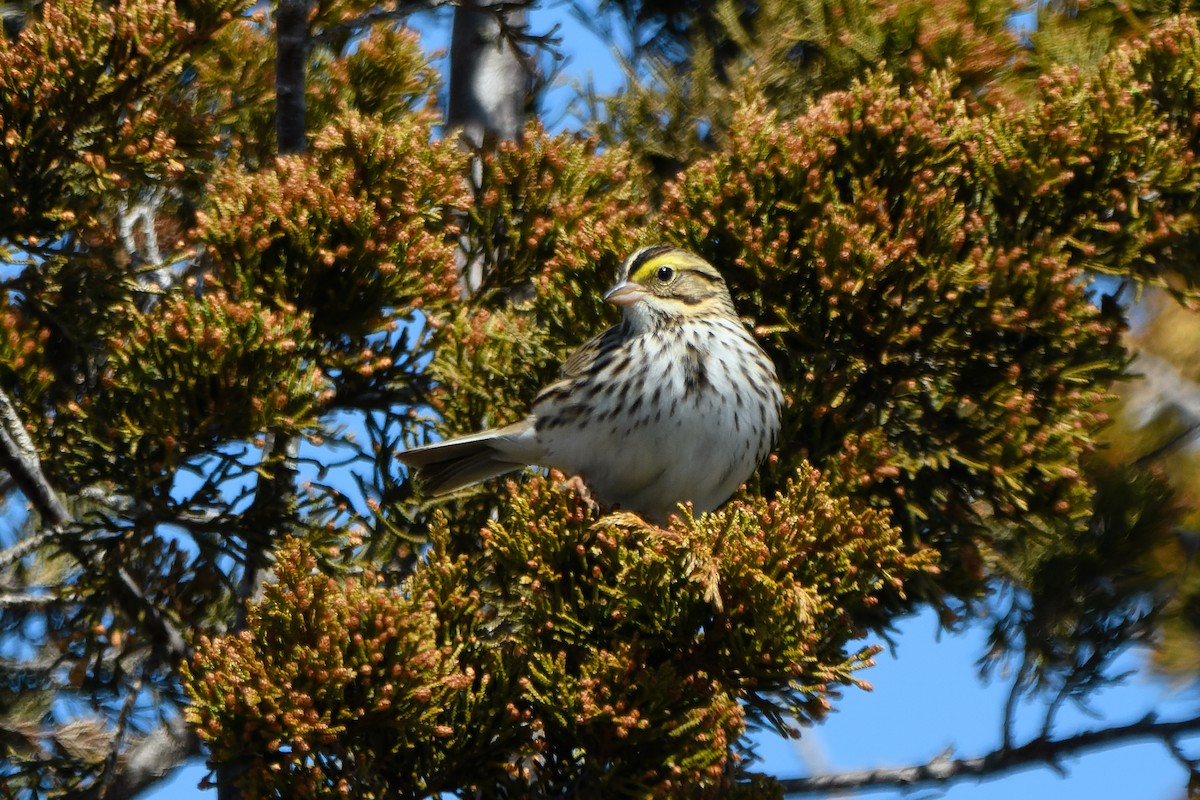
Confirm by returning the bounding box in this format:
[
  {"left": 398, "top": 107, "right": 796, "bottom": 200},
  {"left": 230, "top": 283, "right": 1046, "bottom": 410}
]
[
  {"left": 401, "top": 322, "right": 629, "bottom": 494},
  {"left": 534, "top": 323, "right": 627, "bottom": 406},
  {"left": 558, "top": 324, "right": 623, "bottom": 380}
]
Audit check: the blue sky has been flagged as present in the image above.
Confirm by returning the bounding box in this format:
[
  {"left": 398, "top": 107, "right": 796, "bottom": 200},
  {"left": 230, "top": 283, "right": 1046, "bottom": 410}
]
[{"left": 147, "top": 3, "right": 1198, "bottom": 797}]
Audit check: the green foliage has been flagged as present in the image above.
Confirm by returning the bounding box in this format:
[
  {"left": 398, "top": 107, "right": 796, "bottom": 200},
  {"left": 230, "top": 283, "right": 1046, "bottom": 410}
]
[
  {"left": 0, "top": 4, "right": 470, "bottom": 794},
  {"left": 657, "top": 70, "right": 1125, "bottom": 596},
  {"left": 456, "top": 124, "right": 649, "bottom": 319},
  {"left": 646, "top": 16, "right": 1200, "bottom": 684},
  {"left": 595, "top": 0, "right": 1022, "bottom": 179},
  {"left": 197, "top": 111, "right": 468, "bottom": 340},
  {"left": 1028, "top": 0, "right": 1200, "bottom": 75},
  {"left": 189, "top": 466, "right": 932, "bottom": 797},
  {"left": 185, "top": 12, "right": 279, "bottom": 165},
  {"left": 986, "top": 454, "right": 1184, "bottom": 694},
  {"left": 185, "top": 7, "right": 442, "bottom": 169},
  {"left": 0, "top": 295, "right": 52, "bottom": 408},
  {"left": 186, "top": 541, "right": 486, "bottom": 799},
  {"left": 0, "top": 0, "right": 248, "bottom": 240},
  {"left": 61, "top": 290, "right": 326, "bottom": 490},
  {"left": 1002, "top": 17, "right": 1200, "bottom": 288},
  {"left": 638, "top": 20, "right": 1200, "bottom": 690},
  {"left": 5, "top": 0, "right": 1200, "bottom": 795},
  {"left": 184, "top": 12, "right": 1200, "bottom": 793},
  {"left": 415, "top": 126, "right": 649, "bottom": 524},
  {"left": 316, "top": 26, "right": 441, "bottom": 123}
]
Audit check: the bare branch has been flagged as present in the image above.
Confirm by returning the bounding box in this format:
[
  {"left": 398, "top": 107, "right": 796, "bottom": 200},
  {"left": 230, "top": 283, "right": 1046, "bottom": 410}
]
[
  {"left": 114, "top": 567, "right": 189, "bottom": 660},
  {"left": 0, "top": 591, "right": 63, "bottom": 609},
  {"left": 78, "top": 715, "right": 201, "bottom": 800},
  {"left": 98, "top": 672, "right": 146, "bottom": 798},
  {"left": 0, "top": 386, "right": 69, "bottom": 526},
  {"left": 779, "top": 713, "right": 1200, "bottom": 796},
  {"left": 1165, "top": 735, "right": 1200, "bottom": 774},
  {"left": 0, "top": 388, "right": 190, "bottom": 666},
  {"left": 1001, "top": 651, "right": 1032, "bottom": 749},
  {"left": 0, "top": 525, "right": 59, "bottom": 570}
]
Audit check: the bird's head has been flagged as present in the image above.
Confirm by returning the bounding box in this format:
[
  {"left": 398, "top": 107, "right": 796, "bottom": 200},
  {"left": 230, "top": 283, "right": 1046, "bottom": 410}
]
[{"left": 605, "top": 246, "right": 735, "bottom": 327}]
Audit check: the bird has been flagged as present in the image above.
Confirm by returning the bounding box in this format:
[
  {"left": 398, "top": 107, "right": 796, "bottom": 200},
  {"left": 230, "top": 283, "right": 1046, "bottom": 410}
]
[{"left": 397, "top": 245, "right": 784, "bottom": 523}]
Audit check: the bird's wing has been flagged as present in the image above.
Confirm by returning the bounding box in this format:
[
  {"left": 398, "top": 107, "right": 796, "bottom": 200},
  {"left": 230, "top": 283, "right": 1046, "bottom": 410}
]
[{"left": 555, "top": 323, "right": 624, "bottom": 382}]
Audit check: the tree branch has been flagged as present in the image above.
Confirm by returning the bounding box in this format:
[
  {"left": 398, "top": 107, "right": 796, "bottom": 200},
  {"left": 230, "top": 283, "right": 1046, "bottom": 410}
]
[
  {"left": 779, "top": 713, "right": 1200, "bottom": 796},
  {"left": 0, "top": 591, "right": 62, "bottom": 609},
  {"left": 0, "top": 388, "right": 196, "bottom": 797},
  {"left": 114, "top": 567, "right": 189, "bottom": 660},
  {"left": 0, "top": 525, "right": 59, "bottom": 570},
  {"left": 0, "top": 388, "right": 189, "bottom": 663},
  {"left": 79, "top": 715, "right": 201, "bottom": 800},
  {"left": 0, "top": 387, "right": 70, "bottom": 526}
]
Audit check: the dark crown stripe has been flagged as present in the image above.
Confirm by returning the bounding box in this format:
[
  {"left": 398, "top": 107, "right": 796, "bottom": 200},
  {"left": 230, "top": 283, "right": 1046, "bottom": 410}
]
[{"left": 626, "top": 244, "right": 677, "bottom": 275}]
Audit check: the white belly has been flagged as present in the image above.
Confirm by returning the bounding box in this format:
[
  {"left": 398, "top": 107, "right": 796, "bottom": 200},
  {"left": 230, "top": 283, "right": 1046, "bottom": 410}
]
[{"left": 530, "top": 318, "right": 780, "bottom": 521}]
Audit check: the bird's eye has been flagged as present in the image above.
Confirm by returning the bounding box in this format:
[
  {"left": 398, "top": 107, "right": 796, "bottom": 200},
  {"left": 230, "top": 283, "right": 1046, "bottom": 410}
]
[{"left": 655, "top": 266, "right": 675, "bottom": 283}]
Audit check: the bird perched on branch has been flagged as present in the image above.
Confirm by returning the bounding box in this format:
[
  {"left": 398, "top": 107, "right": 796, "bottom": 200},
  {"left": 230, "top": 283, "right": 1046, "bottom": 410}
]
[{"left": 398, "top": 245, "right": 783, "bottom": 523}]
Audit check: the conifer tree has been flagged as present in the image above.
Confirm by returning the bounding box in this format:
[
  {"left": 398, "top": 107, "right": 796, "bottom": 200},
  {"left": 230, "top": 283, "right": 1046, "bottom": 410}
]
[{"left": 1, "top": 1, "right": 1199, "bottom": 797}]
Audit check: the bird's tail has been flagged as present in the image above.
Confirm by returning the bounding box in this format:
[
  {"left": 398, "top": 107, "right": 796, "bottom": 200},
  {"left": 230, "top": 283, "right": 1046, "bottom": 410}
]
[{"left": 397, "top": 421, "right": 533, "bottom": 496}]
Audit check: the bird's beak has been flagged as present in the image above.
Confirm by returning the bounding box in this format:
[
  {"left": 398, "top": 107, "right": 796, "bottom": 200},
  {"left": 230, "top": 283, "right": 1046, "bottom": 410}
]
[{"left": 604, "top": 280, "right": 647, "bottom": 306}]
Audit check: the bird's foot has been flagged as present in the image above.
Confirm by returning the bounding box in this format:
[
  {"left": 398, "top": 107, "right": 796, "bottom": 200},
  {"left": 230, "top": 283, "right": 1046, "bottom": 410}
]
[{"left": 560, "top": 474, "right": 602, "bottom": 514}]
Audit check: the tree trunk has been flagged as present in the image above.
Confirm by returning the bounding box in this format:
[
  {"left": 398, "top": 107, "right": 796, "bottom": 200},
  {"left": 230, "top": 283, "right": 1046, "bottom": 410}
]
[
  {"left": 448, "top": 0, "right": 532, "bottom": 294},
  {"left": 275, "top": 0, "right": 311, "bottom": 155},
  {"left": 215, "top": 5, "right": 310, "bottom": 800},
  {"left": 447, "top": 0, "right": 530, "bottom": 147}
]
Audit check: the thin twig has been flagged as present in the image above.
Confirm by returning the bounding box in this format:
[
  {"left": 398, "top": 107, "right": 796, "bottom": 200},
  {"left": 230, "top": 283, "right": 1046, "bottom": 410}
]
[
  {"left": 0, "top": 388, "right": 190, "bottom": 664},
  {"left": 0, "top": 591, "right": 64, "bottom": 609},
  {"left": 114, "top": 567, "right": 188, "bottom": 659},
  {"left": 99, "top": 671, "right": 146, "bottom": 799},
  {"left": 1001, "top": 650, "right": 1031, "bottom": 749},
  {"left": 0, "top": 525, "right": 60, "bottom": 570},
  {"left": 1041, "top": 675, "right": 1075, "bottom": 739},
  {"left": 779, "top": 713, "right": 1200, "bottom": 796},
  {"left": 1134, "top": 421, "right": 1200, "bottom": 467}
]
